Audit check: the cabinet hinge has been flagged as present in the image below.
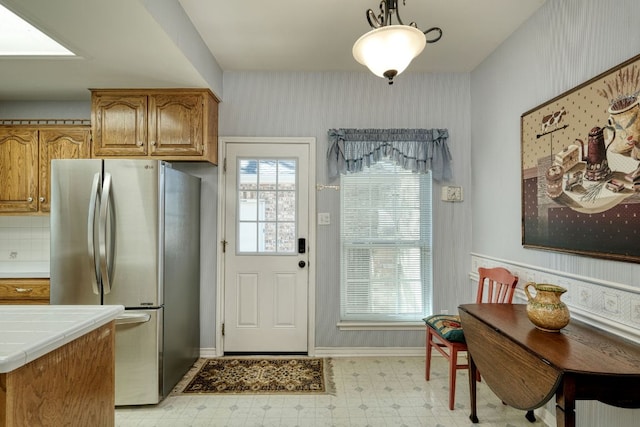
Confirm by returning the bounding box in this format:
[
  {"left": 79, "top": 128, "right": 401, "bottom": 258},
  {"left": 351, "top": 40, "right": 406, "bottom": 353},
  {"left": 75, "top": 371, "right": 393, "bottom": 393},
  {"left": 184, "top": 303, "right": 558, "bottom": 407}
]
[{"left": 222, "top": 323, "right": 225, "bottom": 336}]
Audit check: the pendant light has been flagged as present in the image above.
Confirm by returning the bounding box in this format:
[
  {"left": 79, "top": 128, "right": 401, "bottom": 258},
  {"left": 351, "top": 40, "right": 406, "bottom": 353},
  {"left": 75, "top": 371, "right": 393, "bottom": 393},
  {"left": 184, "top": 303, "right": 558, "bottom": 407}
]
[{"left": 353, "top": 0, "right": 442, "bottom": 85}]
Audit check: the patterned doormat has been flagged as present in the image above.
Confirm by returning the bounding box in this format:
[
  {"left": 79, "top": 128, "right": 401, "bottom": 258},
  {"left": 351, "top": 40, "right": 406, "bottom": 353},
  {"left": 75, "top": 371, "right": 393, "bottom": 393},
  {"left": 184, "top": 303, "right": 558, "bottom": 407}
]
[{"left": 172, "top": 357, "right": 335, "bottom": 395}]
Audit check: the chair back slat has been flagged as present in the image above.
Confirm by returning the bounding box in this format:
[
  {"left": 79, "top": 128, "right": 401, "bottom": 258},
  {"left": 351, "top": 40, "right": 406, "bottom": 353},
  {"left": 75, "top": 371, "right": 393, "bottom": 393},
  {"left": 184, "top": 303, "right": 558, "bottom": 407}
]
[{"left": 475, "top": 267, "right": 518, "bottom": 304}]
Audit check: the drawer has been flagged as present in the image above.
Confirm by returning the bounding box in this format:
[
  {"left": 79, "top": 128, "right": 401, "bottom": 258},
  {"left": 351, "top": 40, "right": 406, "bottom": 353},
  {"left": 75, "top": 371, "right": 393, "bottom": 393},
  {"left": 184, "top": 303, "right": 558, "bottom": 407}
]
[{"left": 0, "top": 278, "right": 50, "bottom": 304}]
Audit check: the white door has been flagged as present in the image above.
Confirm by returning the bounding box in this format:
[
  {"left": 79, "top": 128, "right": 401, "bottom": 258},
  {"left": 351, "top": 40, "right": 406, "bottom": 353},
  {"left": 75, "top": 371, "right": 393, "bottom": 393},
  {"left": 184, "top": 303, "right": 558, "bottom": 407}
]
[{"left": 222, "top": 140, "right": 311, "bottom": 352}]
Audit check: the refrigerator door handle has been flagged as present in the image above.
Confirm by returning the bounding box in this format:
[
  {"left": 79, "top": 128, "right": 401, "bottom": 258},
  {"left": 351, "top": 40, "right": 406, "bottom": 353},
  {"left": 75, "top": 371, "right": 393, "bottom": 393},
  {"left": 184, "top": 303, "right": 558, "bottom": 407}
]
[
  {"left": 99, "top": 172, "right": 116, "bottom": 295},
  {"left": 115, "top": 312, "right": 151, "bottom": 325},
  {"left": 87, "top": 172, "right": 101, "bottom": 295}
]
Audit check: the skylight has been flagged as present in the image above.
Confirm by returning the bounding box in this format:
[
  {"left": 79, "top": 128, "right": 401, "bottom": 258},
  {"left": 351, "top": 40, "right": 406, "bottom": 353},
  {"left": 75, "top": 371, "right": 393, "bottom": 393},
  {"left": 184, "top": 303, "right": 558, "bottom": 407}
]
[{"left": 0, "top": 4, "right": 75, "bottom": 56}]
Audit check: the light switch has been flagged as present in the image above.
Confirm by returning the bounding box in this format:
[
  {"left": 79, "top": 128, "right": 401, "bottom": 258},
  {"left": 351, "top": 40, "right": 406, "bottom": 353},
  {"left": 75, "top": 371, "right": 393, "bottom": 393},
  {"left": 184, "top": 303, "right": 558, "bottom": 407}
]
[
  {"left": 318, "top": 212, "right": 331, "bottom": 225},
  {"left": 441, "top": 186, "right": 463, "bottom": 202}
]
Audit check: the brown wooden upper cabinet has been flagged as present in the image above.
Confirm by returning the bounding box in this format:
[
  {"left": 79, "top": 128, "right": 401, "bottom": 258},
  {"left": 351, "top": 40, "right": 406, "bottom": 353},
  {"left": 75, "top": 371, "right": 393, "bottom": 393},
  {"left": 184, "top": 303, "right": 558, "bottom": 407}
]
[
  {"left": 91, "top": 89, "right": 219, "bottom": 164},
  {"left": 0, "top": 125, "right": 91, "bottom": 214}
]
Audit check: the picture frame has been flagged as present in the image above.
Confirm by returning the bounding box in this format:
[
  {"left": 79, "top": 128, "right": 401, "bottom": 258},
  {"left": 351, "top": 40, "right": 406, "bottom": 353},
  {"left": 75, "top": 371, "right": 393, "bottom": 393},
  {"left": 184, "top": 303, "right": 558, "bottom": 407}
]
[{"left": 521, "top": 53, "right": 640, "bottom": 263}]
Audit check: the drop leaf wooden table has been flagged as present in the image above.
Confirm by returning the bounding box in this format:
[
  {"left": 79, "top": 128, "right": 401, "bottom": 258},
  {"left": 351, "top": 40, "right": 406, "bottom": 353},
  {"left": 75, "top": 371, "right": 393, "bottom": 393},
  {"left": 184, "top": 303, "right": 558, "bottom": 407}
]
[{"left": 458, "top": 303, "right": 640, "bottom": 427}]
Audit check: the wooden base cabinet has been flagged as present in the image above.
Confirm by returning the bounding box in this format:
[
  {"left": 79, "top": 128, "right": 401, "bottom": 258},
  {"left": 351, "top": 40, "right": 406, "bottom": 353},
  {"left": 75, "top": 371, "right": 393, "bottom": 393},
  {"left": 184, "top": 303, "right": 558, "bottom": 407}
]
[
  {"left": 0, "top": 322, "right": 116, "bottom": 427},
  {"left": 91, "top": 89, "right": 219, "bottom": 164},
  {"left": 0, "top": 125, "right": 91, "bottom": 214},
  {"left": 0, "top": 279, "right": 50, "bottom": 304}
]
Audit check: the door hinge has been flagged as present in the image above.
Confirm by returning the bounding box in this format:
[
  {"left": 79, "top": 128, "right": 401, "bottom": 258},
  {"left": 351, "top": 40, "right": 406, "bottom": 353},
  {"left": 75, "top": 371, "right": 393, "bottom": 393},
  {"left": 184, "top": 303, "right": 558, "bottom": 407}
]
[
  {"left": 223, "top": 157, "right": 227, "bottom": 173},
  {"left": 222, "top": 323, "right": 225, "bottom": 336},
  {"left": 222, "top": 240, "right": 227, "bottom": 253}
]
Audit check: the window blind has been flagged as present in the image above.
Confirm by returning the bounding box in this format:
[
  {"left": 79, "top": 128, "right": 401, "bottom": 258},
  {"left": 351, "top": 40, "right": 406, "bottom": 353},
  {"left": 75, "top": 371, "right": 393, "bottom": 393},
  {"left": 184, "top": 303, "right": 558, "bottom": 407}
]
[{"left": 340, "top": 159, "right": 433, "bottom": 321}]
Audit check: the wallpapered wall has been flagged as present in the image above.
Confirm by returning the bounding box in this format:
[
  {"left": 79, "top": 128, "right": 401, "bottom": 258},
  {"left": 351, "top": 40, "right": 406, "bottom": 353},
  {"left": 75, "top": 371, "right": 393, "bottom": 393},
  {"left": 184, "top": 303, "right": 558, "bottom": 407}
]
[
  {"left": 219, "top": 71, "right": 473, "bottom": 349},
  {"left": 0, "top": 71, "right": 473, "bottom": 352},
  {"left": 471, "top": 0, "right": 640, "bottom": 425}
]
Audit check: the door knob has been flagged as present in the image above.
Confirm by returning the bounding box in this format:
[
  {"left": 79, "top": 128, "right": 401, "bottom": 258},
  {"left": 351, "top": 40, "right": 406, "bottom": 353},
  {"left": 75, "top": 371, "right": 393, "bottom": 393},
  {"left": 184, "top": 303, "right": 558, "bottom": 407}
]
[{"left": 298, "top": 260, "right": 306, "bottom": 268}]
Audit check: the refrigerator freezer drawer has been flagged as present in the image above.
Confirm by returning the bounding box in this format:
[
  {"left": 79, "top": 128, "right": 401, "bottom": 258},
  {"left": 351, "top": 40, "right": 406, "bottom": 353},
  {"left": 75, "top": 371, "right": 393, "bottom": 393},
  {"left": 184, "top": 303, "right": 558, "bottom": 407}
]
[{"left": 114, "top": 308, "right": 161, "bottom": 406}]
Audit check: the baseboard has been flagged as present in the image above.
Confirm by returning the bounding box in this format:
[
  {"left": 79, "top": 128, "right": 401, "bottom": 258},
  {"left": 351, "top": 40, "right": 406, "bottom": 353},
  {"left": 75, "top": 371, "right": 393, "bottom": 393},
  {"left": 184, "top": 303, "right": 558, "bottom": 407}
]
[
  {"left": 314, "top": 347, "right": 425, "bottom": 357},
  {"left": 199, "top": 347, "right": 217, "bottom": 358}
]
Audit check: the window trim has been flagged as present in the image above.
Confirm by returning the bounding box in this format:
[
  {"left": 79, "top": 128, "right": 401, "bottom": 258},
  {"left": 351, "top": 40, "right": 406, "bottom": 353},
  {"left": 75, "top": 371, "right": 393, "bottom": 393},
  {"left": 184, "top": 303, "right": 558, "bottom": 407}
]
[{"left": 336, "top": 321, "right": 426, "bottom": 331}]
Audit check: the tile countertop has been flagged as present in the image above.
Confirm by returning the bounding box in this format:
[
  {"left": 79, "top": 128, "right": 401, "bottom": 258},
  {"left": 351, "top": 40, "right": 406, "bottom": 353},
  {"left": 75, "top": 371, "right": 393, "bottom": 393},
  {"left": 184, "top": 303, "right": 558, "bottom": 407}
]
[
  {"left": 0, "top": 261, "right": 50, "bottom": 278},
  {"left": 0, "top": 305, "right": 124, "bottom": 373}
]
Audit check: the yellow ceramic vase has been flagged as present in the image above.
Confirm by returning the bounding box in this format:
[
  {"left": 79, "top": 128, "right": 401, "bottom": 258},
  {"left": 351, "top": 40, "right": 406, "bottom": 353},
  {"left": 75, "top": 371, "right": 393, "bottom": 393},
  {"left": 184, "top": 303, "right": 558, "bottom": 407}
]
[{"left": 524, "top": 283, "right": 570, "bottom": 332}]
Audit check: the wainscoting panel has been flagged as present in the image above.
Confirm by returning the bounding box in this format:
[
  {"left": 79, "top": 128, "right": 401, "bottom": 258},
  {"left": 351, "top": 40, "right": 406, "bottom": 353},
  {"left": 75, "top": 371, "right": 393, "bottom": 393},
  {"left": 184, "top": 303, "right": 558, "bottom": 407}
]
[{"left": 471, "top": 253, "right": 640, "bottom": 343}]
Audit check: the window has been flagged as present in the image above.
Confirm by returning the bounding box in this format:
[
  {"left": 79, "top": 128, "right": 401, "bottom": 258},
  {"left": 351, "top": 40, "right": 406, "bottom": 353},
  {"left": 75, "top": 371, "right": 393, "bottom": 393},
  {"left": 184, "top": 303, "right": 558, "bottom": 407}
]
[
  {"left": 340, "top": 158, "right": 432, "bottom": 322},
  {"left": 237, "top": 158, "right": 297, "bottom": 253}
]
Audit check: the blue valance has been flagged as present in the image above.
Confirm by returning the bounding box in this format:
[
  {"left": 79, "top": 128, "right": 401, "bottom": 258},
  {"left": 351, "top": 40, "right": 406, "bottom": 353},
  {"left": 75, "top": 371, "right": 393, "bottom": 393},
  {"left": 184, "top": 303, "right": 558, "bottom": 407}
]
[{"left": 327, "top": 128, "right": 452, "bottom": 182}]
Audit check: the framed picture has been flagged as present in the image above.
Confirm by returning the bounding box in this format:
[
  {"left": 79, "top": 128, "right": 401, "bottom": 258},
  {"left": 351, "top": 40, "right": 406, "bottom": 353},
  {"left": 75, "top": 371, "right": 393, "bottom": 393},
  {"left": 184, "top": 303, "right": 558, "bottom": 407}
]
[{"left": 521, "top": 53, "right": 640, "bottom": 263}]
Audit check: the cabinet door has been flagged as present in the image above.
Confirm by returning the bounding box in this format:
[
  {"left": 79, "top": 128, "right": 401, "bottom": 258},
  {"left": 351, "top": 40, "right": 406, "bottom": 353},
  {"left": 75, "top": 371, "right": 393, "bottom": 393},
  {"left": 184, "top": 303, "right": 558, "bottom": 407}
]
[
  {"left": 92, "top": 94, "right": 147, "bottom": 156},
  {"left": 39, "top": 126, "right": 91, "bottom": 212},
  {"left": 148, "top": 93, "right": 204, "bottom": 156},
  {"left": 0, "top": 128, "right": 38, "bottom": 213}
]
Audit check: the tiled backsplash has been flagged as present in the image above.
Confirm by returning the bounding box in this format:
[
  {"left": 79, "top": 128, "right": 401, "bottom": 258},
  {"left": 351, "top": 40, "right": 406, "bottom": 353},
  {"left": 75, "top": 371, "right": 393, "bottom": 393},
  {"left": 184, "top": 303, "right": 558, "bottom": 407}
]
[
  {"left": 0, "top": 216, "right": 50, "bottom": 263},
  {"left": 471, "top": 254, "right": 640, "bottom": 343}
]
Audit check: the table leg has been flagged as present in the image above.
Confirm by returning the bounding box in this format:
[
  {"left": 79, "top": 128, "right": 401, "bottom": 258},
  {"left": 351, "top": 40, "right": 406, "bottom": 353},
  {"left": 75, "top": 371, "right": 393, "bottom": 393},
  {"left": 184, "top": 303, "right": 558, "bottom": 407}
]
[
  {"left": 525, "top": 410, "right": 536, "bottom": 422},
  {"left": 555, "top": 377, "right": 576, "bottom": 427},
  {"left": 469, "top": 354, "right": 479, "bottom": 423}
]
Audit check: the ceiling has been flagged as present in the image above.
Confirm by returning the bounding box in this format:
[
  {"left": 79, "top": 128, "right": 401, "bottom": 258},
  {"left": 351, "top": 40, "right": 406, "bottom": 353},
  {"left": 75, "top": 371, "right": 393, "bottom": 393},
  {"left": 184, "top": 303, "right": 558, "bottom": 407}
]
[{"left": 0, "top": 0, "right": 546, "bottom": 102}]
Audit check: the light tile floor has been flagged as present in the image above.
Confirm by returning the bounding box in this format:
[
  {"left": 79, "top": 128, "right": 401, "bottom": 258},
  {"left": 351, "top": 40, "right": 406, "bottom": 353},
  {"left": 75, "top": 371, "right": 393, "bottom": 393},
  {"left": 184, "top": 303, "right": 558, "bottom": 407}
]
[{"left": 115, "top": 356, "right": 547, "bottom": 427}]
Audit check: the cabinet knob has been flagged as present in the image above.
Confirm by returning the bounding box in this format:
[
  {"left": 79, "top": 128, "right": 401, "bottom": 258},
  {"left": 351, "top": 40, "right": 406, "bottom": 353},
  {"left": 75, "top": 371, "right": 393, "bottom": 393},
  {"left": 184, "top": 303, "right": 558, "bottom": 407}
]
[
  {"left": 136, "top": 141, "right": 143, "bottom": 147},
  {"left": 27, "top": 197, "right": 33, "bottom": 202},
  {"left": 39, "top": 197, "right": 45, "bottom": 202},
  {"left": 150, "top": 140, "right": 156, "bottom": 146}
]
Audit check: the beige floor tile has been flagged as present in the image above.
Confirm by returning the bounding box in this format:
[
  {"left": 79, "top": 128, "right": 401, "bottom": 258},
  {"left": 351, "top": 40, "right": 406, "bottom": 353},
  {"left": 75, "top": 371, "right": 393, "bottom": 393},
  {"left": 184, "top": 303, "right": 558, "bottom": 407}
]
[{"left": 115, "top": 356, "right": 548, "bottom": 427}]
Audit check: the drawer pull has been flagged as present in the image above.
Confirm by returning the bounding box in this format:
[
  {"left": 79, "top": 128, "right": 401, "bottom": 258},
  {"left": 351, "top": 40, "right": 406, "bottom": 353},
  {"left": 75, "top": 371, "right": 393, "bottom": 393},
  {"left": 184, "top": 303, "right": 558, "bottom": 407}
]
[{"left": 15, "top": 287, "right": 33, "bottom": 293}]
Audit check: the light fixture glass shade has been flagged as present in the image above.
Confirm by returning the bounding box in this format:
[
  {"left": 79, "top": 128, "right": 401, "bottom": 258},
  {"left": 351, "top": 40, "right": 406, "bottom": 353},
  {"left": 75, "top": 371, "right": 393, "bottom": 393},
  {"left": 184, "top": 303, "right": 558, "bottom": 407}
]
[{"left": 352, "top": 25, "right": 426, "bottom": 79}]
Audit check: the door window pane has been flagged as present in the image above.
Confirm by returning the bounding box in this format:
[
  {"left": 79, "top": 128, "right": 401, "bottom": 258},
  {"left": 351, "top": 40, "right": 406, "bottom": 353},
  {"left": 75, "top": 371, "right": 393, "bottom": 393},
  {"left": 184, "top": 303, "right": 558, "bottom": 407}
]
[
  {"left": 238, "top": 157, "right": 297, "bottom": 254},
  {"left": 238, "top": 222, "right": 257, "bottom": 252}
]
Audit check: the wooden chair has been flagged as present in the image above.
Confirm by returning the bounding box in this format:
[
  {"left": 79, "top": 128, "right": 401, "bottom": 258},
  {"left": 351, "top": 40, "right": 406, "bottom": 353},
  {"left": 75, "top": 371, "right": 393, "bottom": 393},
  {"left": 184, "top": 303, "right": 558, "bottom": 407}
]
[{"left": 423, "top": 267, "right": 518, "bottom": 410}]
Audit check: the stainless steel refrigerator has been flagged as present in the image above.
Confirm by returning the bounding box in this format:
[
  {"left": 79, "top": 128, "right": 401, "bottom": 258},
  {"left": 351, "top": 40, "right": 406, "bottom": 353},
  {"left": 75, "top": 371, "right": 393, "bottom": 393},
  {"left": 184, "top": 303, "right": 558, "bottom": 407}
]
[{"left": 50, "top": 159, "right": 200, "bottom": 406}]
